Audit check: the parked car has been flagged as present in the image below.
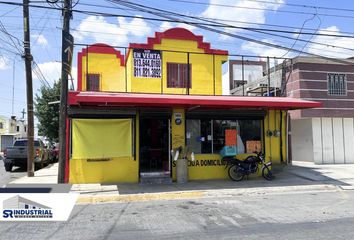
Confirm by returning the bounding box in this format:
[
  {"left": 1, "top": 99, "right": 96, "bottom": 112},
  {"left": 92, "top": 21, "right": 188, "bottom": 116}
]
[
  {"left": 49, "top": 142, "right": 59, "bottom": 163},
  {"left": 3, "top": 139, "right": 50, "bottom": 172}
]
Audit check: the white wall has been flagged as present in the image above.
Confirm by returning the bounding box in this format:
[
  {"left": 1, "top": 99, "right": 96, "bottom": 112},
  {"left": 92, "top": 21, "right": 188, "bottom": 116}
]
[
  {"left": 312, "top": 117, "right": 354, "bottom": 164},
  {"left": 291, "top": 118, "right": 314, "bottom": 162}
]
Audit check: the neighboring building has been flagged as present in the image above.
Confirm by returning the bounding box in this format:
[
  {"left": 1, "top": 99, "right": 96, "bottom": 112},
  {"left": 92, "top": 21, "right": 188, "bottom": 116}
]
[
  {"left": 231, "top": 56, "right": 354, "bottom": 164},
  {"left": 286, "top": 57, "right": 354, "bottom": 164},
  {"left": 66, "top": 28, "right": 319, "bottom": 184},
  {"left": 0, "top": 116, "right": 27, "bottom": 151},
  {"left": 229, "top": 60, "right": 266, "bottom": 92}
]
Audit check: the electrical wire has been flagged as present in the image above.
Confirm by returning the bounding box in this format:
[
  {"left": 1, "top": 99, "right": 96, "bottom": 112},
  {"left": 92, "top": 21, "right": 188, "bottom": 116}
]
[
  {"left": 167, "top": 0, "right": 354, "bottom": 19},
  {"left": 107, "top": 0, "right": 354, "bottom": 64}
]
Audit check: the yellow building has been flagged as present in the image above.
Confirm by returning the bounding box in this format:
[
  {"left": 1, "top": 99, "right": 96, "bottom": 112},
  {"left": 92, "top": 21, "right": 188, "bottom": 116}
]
[{"left": 66, "top": 28, "right": 320, "bottom": 184}]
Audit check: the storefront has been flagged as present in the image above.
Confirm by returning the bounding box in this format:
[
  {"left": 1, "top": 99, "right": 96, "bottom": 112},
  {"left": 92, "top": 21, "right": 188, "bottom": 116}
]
[
  {"left": 66, "top": 93, "right": 320, "bottom": 183},
  {"left": 65, "top": 27, "right": 320, "bottom": 183}
]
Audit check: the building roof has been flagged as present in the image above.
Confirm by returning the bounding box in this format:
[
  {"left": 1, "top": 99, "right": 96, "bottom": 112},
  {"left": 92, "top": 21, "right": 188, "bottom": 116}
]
[
  {"left": 68, "top": 92, "right": 321, "bottom": 110},
  {"left": 129, "top": 28, "right": 228, "bottom": 55}
]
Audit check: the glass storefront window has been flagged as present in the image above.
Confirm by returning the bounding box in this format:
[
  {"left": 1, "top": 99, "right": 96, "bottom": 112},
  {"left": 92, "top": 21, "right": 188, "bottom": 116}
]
[{"left": 186, "top": 119, "right": 262, "bottom": 155}]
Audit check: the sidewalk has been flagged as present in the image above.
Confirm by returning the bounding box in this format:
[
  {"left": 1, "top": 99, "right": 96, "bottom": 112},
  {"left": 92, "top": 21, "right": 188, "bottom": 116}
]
[{"left": 5, "top": 161, "right": 354, "bottom": 204}]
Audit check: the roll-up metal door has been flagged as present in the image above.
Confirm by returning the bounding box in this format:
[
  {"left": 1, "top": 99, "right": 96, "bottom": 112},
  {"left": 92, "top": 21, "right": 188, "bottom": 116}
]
[
  {"left": 186, "top": 109, "right": 266, "bottom": 120},
  {"left": 68, "top": 107, "right": 137, "bottom": 118},
  {"left": 139, "top": 108, "right": 172, "bottom": 118}
]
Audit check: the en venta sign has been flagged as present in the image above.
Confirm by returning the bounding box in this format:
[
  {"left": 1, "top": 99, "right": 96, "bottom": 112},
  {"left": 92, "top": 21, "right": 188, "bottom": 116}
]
[{"left": 133, "top": 49, "right": 162, "bottom": 78}]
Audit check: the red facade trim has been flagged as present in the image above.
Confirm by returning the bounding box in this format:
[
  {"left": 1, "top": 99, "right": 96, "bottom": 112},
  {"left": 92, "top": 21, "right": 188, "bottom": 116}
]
[
  {"left": 126, "top": 28, "right": 228, "bottom": 64},
  {"left": 68, "top": 92, "right": 321, "bottom": 110},
  {"left": 64, "top": 118, "right": 70, "bottom": 183},
  {"left": 129, "top": 28, "right": 228, "bottom": 55},
  {"left": 77, "top": 43, "right": 125, "bottom": 91}
]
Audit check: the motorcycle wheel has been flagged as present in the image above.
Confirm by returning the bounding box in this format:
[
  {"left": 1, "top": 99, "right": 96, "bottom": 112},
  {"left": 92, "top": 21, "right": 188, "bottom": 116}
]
[
  {"left": 228, "top": 165, "right": 244, "bottom": 181},
  {"left": 4, "top": 162, "right": 12, "bottom": 172},
  {"left": 262, "top": 165, "right": 273, "bottom": 181}
]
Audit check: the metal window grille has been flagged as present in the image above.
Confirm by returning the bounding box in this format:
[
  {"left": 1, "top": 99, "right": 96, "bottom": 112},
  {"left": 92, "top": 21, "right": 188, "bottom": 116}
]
[
  {"left": 328, "top": 73, "right": 347, "bottom": 95},
  {"left": 87, "top": 73, "right": 100, "bottom": 91},
  {"left": 167, "top": 63, "right": 191, "bottom": 88}
]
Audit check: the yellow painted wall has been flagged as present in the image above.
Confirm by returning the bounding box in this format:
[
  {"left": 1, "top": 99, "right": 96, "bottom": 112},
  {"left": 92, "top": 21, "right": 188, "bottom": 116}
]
[
  {"left": 264, "top": 110, "right": 287, "bottom": 164},
  {"left": 69, "top": 157, "right": 138, "bottom": 183},
  {"left": 81, "top": 53, "right": 126, "bottom": 92},
  {"left": 127, "top": 39, "right": 227, "bottom": 95}
]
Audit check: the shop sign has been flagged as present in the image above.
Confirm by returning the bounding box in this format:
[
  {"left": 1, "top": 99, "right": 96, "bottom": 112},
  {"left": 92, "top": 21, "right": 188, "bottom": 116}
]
[
  {"left": 133, "top": 49, "right": 162, "bottom": 78},
  {"left": 172, "top": 159, "right": 228, "bottom": 168},
  {"left": 225, "top": 129, "right": 237, "bottom": 146}
]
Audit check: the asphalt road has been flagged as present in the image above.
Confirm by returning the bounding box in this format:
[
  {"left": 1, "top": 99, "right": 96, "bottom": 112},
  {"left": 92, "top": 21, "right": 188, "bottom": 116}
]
[
  {"left": 0, "top": 156, "right": 27, "bottom": 186},
  {"left": 0, "top": 190, "right": 354, "bottom": 239}
]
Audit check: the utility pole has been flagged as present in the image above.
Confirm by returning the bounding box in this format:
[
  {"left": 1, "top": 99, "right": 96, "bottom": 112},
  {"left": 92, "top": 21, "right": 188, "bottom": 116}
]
[
  {"left": 58, "top": 0, "right": 73, "bottom": 183},
  {"left": 23, "top": 0, "right": 34, "bottom": 177}
]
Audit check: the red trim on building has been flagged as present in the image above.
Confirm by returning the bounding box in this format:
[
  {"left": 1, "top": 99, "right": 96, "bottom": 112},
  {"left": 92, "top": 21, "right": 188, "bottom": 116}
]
[
  {"left": 64, "top": 118, "right": 70, "bottom": 183},
  {"left": 129, "top": 28, "right": 228, "bottom": 55},
  {"left": 68, "top": 91, "right": 321, "bottom": 110},
  {"left": 125, "top": 28, "right": 228, "bottom": 64},
  {"left": 77, "top": 43, "right": 125, "bottom": 91}
]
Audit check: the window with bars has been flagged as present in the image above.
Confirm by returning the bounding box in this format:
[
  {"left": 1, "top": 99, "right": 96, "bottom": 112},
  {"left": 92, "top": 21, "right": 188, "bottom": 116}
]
[
  {"left": 328, "top": 73, "right": 347, "bottom": 95},
  {"left": 167, "top": 63, "right": 191, "bottom": 88},
  {"left": 86, "top": 73, "right": 100, "bottom": 91}
]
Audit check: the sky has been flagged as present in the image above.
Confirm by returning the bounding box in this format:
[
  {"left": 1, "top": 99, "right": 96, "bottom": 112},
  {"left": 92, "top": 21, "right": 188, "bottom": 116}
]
[{"left": 1, "top": 0, "right": 354, "bottom": 121}]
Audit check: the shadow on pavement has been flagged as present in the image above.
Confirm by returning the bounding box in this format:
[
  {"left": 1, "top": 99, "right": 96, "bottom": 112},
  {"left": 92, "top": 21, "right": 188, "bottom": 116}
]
[{"left": 105, "top": 164, "right": 350, "bottom": 195}]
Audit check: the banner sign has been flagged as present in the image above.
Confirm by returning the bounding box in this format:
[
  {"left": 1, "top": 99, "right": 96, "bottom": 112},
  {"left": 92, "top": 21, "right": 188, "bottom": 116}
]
[
  {"left": 133, "top": 49, "right": 162, "bottom": 78},
  {"left": 225, "top": 129, "right": 237, "bottom": 146}
]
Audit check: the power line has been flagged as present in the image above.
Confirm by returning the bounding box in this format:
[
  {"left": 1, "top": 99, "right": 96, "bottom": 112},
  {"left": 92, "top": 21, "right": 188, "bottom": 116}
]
[
  {"left": 4, "top": 1, "right": 354, "bottom": 37},
  {"left": 3, "top": 1, "right": 354, "bottom": 61},
  {"left": 168, "top": 0, "right": 354, "bottom": 19},
  {"left": 108, "top": 0, "right": 354, "bottom": 65}
]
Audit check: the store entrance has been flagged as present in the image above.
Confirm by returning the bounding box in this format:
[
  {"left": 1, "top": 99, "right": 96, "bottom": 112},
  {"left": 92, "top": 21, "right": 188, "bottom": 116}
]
[{"left": 139, "top": 117, "right": 170, "bottom": 177}]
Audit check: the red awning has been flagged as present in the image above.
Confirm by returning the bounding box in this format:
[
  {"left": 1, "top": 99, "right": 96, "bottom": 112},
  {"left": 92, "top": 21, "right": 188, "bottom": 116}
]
[{"left": 68, "top": 91, "right": 321, "bottom": 110}]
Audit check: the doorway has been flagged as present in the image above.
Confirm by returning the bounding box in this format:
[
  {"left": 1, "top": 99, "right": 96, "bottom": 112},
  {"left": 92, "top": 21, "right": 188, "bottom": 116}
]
[{"left": 139, "top": 117, "right": 170, "bottom": 176}]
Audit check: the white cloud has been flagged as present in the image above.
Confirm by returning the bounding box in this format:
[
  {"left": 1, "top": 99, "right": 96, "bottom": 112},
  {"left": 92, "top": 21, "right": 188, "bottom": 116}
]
[
  {"left": 0, "top": 56, "right": 10, "bottom": 70},
  {"left": 305, "top": 26, "right": 354, "bottom": 58},
  {"left": 158, "top": 21, "right": 196, "bottom": 32},
  {"left": 159, "top": 21, "right": 174, "bottom": 31},
  {"left": 176, "top": 23, "right": 196, "bottom": 32},
  {"left": 32, "top": 34, "right": 48, "bottom": 47},
  {"left": 241, "top": 39, "right": 294, "bottom": 58},
  {"left": 73, "top": 16, "right": 152, "bottom": 46},
  {"left": 32, "top": 61, "right": 61, "bottom": 86},
  {"left": 202, "top": 0, "right": 284, "bottom": 40},
  {"left": 33, "top": 61, "right": 78, "bottom": 89},
  {"left": 241, "top": 26, "right": 354, "bottom": 59}
]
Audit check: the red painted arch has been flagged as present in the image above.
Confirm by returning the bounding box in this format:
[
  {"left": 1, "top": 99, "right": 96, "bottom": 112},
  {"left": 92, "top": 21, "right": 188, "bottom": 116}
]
[
  {"left": 77, "top": 43, "right": 125, "bottom": 91},
  {"left": 129, "top": 28, "right": 228, "bottom": 55}
]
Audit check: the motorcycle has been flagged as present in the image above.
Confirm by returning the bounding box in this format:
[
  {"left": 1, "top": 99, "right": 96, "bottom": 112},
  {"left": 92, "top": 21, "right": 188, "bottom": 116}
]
[{"left": 224, "top": 152, "right": 273, "bottom": 181}]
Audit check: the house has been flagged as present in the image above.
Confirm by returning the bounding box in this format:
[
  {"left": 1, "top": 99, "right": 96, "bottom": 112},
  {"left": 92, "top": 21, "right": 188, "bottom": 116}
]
[
  {"left": 0, "top": 115, "right": 27, "bottom": 151},
  {"left": 230, "top": 56, "right": 354, "bottom": 164},
  {"left": 286, "top": 57, "right": 354, "bottom": 164},
  {"left": 65, "top": 28, "right": 320, "bottom": 184}
]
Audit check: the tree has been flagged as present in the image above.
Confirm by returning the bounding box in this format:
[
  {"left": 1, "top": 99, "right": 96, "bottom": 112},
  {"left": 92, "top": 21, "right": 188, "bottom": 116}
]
[{"left": 34, "top": 81, "right": 60, "bottom": 141}]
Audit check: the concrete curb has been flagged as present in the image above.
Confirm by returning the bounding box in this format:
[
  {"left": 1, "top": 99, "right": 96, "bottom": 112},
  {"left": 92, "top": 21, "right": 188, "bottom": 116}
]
[
  {"left": 77, "top": 191, "right": 204, "bottom": 204},
  {"left": 76, "top": 184, "right": 339, "bottom": 204}
]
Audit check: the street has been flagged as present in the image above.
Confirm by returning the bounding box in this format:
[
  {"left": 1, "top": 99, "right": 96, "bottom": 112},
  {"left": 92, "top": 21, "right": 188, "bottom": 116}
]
[
  {"left": 0, "top": 156, "right": 27, "bottom": 186},
  {"left": 0, "top": 189, "right": 353, "bottom": 239}
]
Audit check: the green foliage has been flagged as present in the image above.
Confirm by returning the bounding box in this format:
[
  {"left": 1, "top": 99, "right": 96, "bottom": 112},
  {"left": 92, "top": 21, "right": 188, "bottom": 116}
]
[{"left": 34, "top": 81, "right": 60, "bottom": 141}]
